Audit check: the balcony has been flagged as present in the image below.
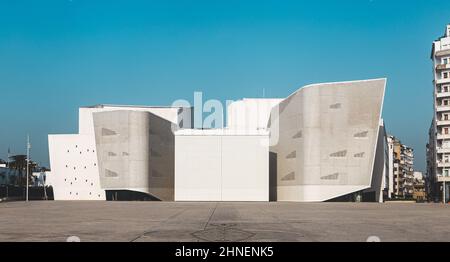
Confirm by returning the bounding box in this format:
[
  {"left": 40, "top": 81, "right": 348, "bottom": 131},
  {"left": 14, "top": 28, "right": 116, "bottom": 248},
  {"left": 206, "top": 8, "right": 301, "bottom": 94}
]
[
  {"left": 436, "top": 105, "right": 450, "bottom": 112},
  {"left": 437, "top": 176, "right": 450, "bottom": 182},
  {"left": 437, "top": 133, "right": 450, "bottom": 140},
  {"left": 436, "top": 91, "right": 450, "bottom": 98},
  {"left": 436, "top": 78, "right": 450, "bottom": 85},
  {"left": 436, "top": 120, "right": 450, "bottom": 126},
  {"left": 435, "top": 49, "right": 450, "bottom": 57},
  {"left": 437, "top": 147, "right": 450, "bottom": 154},
  {"left": 437, "top": 161, "right": 450, "bottom": 168},
  {"left": 436, "top": 64, "right": 450, "bottom": 71}
]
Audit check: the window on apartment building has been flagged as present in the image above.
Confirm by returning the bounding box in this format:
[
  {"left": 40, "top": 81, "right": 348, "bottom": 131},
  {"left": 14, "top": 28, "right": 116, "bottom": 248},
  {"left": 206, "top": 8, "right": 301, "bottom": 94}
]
[
  {"left": 444, "top": 58, "right": 449, "bottom": 64},
  {"left": 443, "top": 85, "right": 449, "bottom": 93},
  {"left": 444, "top": 100, "right": 449, "bottom": 106},
  {"left": 444, "top": 72, "right": 449, "bottom": 79},
  {"left": 444, "top": 170, "right": 449, "bottom": 177},
  {"left": 444, "top": 114, "right": 449, "bottom": 121},
  {"left": 444, "top": 128, "right": 449, "bottom": 135}
]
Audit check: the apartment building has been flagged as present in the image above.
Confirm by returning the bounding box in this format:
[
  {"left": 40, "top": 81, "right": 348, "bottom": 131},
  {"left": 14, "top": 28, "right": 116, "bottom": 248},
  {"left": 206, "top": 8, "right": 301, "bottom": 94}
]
[
  {"left": 387, "top": 136, "right": 415, "bottom": 199},
  {"left": 428, "top": 24, "right": 450, "bottom": 203}
]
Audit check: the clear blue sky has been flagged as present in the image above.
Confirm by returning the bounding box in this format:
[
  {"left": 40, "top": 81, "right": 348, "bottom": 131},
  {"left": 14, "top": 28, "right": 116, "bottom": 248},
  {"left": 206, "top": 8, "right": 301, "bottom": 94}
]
[{"left": 1, "top": 0, "right": 449, "bottom": 171}]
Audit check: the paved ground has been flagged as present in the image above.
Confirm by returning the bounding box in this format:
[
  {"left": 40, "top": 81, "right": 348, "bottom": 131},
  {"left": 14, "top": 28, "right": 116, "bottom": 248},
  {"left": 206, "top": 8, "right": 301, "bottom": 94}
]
[{"left": 0, "top": 201, "right": 449, "bottom": 242}]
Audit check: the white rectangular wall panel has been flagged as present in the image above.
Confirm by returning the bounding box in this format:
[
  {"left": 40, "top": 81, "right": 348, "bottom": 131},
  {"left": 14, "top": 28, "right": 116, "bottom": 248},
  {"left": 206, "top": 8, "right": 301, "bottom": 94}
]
[
  {"left": 175, "top": 136, "right": 222, "bottom": 201},
  {"left": 175, "top": 131, "right": 269, "bottom": 202},
  {"left": 48, "top": 134, "right": 105, "bottom": 200},
  {"left": 221, "top": 136, "right": 269, "bottom": 201}
]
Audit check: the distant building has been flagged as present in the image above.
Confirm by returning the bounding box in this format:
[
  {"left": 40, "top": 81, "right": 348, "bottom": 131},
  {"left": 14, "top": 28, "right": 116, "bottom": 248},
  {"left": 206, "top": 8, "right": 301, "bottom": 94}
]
[
  {"left": 32, "top": 171, "right": 52, "bottom": 187},
  {"left": 413, "top": 171, "right": 427, "bottom": 202},
  {"left": 428, "top": 24, "right": 450, "bottom": 203},
  {"left": 0, "top": 167, "right": 22, "bottom": 186},
  {"left": 386, "top": 136, "right": 415, "bottom": 199}
]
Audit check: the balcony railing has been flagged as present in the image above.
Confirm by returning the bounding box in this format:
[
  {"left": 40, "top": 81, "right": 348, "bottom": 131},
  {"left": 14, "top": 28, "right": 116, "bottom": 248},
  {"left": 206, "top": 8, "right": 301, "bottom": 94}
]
[
  {"left": 437, "top": 147, "right": 450, "bottom": 154},
  {"left": 436, "top": 78, "right": 450, "bottom": 85},
  {"left": 436, "top": 64, "right": 450, "bottom": 71},
  {"left": 437, "top": 161, "right": 450, "bottom": 168},
  {"left": 437, "top": 176, "right": 450, "bottom": 182},
  {"left": 437, "top": 133, "right": 450, "bottom": 140},
  {"left": 436, "top": 120, "right": 450, "bottom": 126},
  {"left": 436, "top": 105, "right": 450, "bottom": 112},
  {"left": 436, "top": 91, "right": 450, "bottom": 98}
]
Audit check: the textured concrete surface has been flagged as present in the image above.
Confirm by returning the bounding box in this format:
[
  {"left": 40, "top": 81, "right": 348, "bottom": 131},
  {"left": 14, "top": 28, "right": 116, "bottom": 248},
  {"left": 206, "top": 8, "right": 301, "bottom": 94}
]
[
  {"left": 269, "top": 79, "right": 386, "bottom": 202},
  {"left": 0, "top": 201, "right": 449, "bottom": 242}
]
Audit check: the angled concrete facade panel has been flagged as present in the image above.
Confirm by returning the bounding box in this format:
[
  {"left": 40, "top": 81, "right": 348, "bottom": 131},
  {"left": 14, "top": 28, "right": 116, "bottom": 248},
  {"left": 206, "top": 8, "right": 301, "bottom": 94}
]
[
  {"left": 270, "top": 79, "right": 386, "bottom": 202},
  {"left": 93, "top": 111, "right": 151, "bottom": 193},
  {"left": 93, "top": 110, "right": 175, "bottom": 201}
]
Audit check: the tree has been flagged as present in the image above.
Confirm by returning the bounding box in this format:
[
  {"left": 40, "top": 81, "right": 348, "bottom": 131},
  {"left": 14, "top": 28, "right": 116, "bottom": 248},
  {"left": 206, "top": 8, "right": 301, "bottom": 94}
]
[{"left": 7, "top": 155, "right": 36, "bottom": 186}]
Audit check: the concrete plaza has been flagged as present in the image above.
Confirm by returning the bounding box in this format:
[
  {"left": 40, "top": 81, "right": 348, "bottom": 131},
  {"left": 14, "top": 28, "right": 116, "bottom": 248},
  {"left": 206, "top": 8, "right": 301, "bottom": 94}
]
[{"left": 0, "top": 201, "right": 449, "bottom": 242}]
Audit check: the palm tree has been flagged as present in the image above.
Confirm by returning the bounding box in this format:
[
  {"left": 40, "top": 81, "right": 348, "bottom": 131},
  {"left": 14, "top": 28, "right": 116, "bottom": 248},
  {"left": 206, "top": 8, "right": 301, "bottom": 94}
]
[{"left": 8, "top": 155, "right": 36, "bottom": 186}]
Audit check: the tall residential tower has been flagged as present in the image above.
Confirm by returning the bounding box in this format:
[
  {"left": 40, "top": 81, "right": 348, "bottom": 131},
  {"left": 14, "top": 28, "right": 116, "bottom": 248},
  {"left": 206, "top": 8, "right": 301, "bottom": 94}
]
[{"left": 428, "top": 24, "right": 450, "bottom": 203}]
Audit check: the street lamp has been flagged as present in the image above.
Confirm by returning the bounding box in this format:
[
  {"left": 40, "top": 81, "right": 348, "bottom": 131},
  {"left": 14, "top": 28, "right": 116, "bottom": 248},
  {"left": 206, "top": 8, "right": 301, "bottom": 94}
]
[
  {"left": 26, "top": 135, "right": 31, "bottom": 202},
  {"left": 444, "top": 180, "right": 446, "bottom": 204}
]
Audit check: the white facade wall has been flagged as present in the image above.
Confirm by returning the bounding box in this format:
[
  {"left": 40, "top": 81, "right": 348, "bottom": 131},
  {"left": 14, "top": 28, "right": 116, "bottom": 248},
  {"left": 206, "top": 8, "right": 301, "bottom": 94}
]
[
  {"left": 175, "top": 130, "right": 269, "bottom": 202},
  {"left": 48, "top": 134, "right": 105, "bottom": 200}
]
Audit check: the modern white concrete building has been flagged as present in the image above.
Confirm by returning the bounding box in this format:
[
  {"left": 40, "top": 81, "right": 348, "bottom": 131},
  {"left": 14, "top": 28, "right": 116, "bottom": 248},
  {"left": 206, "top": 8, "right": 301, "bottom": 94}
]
[
  {"left": 428, "top": 24, "right": 450, "bottom": 203},
  {"left": 48, "top": 78, "right": 386, "bottom": 202}
]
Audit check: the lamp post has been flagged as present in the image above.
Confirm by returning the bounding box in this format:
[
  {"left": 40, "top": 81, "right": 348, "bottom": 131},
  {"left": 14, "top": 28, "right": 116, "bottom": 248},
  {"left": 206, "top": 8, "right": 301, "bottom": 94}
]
[
  {"left": 444, "top": 180, "right": 447, "bottom": 204},
  {"left": 26, "top": 135, "right": 30, "bottom": 202}
]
